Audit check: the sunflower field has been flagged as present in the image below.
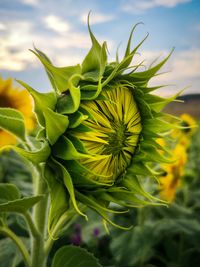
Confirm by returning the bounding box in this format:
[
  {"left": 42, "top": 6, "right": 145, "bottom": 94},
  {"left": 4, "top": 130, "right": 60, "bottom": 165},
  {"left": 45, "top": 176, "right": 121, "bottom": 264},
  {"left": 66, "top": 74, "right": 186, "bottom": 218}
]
[{"left": 0, "top": 19, "right": 199, "bottom": 267}]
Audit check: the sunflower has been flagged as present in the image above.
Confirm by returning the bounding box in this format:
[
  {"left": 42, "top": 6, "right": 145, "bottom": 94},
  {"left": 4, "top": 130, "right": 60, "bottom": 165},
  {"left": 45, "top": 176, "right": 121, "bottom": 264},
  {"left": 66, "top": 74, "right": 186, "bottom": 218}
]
[
  {"left": 0, "top": 22, "right": 182, "bottom": 232},
  {"left": 159, "top": 144, "right": 187, "bottom": 202},
  {"left": 0, "top": 77, "right": 35, "bottom": 147},
  {"left": 73, "top": 86, "right": 142, "bottom": 184},
  {"left": 171, "top": 113, "right": 196, "bottom": 147}
]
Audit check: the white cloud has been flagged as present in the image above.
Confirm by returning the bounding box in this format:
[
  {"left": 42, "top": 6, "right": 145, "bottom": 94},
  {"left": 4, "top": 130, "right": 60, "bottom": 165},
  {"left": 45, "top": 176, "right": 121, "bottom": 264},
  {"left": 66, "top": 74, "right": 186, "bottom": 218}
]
[
  {"left": 44, "top": 15, "right": 71, "bottom": 34},
  {"left": 20, "top": 0, "right": 40, "bottom": 6},
  {"left": 122, "top": 0, "right": 192, "bottom": 13},
  {"left": 0, "top": 18, "right": 114, "bottom": 71},
  {"left": 80, "top": 12, "right": 115, "bottom": 25},
  {"left": 0, "top": 23, "right": 6, "bottom": 31}
]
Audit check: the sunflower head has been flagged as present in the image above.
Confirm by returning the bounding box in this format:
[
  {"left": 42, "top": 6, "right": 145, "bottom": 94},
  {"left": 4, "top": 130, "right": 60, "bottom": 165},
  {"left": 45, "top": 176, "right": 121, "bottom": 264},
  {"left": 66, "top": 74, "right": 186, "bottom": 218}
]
[
  {"left": 0, "top": 21, "right": 183, "bottom": 233},
  {"left": 0, "top": 77, "right": 35, "bottom": 147}
]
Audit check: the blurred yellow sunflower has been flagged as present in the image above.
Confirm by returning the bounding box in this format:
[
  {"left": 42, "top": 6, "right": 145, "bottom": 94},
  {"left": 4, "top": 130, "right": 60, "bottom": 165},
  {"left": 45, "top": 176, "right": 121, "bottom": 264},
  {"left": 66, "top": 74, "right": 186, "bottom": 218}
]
[
  {"left": 172, "top": 113, "right": 196, "bottom": 147},
  {"left": 159, "top": 144, "right": 187, "bottom": 202},
  {"left": 0, "top": 77, "right": 35, "bottom": 147}
]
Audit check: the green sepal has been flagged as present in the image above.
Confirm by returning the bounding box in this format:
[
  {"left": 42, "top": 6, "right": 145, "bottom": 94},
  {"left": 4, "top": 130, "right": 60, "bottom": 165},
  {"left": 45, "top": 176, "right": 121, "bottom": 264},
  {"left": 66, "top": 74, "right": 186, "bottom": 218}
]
[
  {"left": 51, "top": 159, "right": 87, "bottom": 219},
  {"left": 17, "top": 80, "right": 56, "bottom": 126},
  {"left": 128, "top": 49, "right": 174, "bottom": 82},
  {"left": 122, "top": 176, "right": 166, "bottom": 204},
  {"left": 99, "top": 188, "right": 161, "bottom": 208},
  {"left": 44, "top": 163, "right": 69, "bottom": 238},
  {"left": 76, "top": 191, "right": 132, "bottom": 230},
  {"left": 80, "top": 78, "right": 102, "bottom": 100},
  {"left": 52, "top": 136, "right": 91, "bottom": 160},
  {"left": 68, "top": 111, "right": 88, "bottom": 128},
  {"left": 0, "top": 108, "right": 26, "bottom": 141},
  {"left": 63, "top": 160, "right": 113, "bottom": 188},
  {"left": 56, "top": 74, "right": 82, "bottom": 114},
  {"left": 67, "top": 134, "right": 88, "bottom": 154},
  {"left": 144, "top": 89, "right": 185, "bottom": 112},
  {"left": 127, "top": 162, "right": 160, "bottom": 177},
  {"left": 143, "top": 118, "right": 175, "bottom": 134},
  {"left": 30, "top": 48, "right": 82, "bottom": 93},
  {"left": 135, "top": 143, "right": 173, "bottom": 164},
  {"left": 52, "top": 245, "right": 102, "bottom": 267},
  {"left": 82, "top": 15, "right": 107, "bottom": 81},
  {"left": 0, "top": 140, "right": 51, "bottom": 164},
  {"left": 43, "top": 108, "right": 69, "bottom": 145},
  {"left": 122, "top": 30, "right": 149, "bottom": 70}
]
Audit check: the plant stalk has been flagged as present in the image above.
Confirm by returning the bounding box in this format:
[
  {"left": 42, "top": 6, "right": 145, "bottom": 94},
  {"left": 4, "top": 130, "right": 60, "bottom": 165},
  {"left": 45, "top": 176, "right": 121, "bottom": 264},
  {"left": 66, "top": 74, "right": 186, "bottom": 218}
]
[{"left": 31, "top": 165, "right": 49, "bottom": 267}]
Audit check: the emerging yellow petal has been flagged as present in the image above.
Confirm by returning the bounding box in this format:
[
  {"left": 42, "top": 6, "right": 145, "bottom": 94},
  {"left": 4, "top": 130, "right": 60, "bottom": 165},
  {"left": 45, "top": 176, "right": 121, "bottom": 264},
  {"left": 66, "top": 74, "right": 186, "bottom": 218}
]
[{"left": 74, "top": 86, "right": 142, "bottom": 184}]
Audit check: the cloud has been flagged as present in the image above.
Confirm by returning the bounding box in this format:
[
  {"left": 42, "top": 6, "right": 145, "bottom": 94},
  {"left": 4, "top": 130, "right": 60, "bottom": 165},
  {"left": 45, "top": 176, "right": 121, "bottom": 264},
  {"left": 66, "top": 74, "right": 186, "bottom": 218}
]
[
  {"left": 122, "top": 0, "right": 192, "bottom": 13},
  {"left": 80, "top": 12, "right": 115, "bottom": 25},
  {"left": 0, "top": 23, "right": 6, "bottom": 31},
  {"left": 44, "top": 15, "right": 71, "bottom": 34},
  {"left": 20, "top": 0, "right": 40, "bottom": 6},
  {"left": 0, "top": 16, "right": 114, "bottom": 71}
]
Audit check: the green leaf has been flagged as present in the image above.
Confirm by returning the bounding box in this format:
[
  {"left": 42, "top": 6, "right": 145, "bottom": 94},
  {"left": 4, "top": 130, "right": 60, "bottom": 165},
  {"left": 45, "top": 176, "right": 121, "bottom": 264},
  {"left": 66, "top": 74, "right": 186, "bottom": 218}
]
[
  {"left": 0, "top": 237, "right": 29, "bottom": 267},
  {"left": 0, "top": 140, "right": 51, "bottom": 164},
  {"left": 17, "top": 80, "right": 57, "bottom": 126},
  {"left": 0, "top": 183, "right": 20, "bottom": 204},
  {"left": 0, "top": 108, "right": 26, "bottom": 141},
  {"left": 52, "top": 136, "right": 91, "bottom": 160},
  {"left": 30, "top": 48, "right": 82, "bottom": 93},
  {"left": 52, "top": 245, "right": 102, "bottom": 267},
  {"left": 0, "top": 195, "right": 43, "bottom": 213},
  {"left": 44, "top": 163, "right": 69, "bottom": 237},
  {"left": 43, "top": 108, "right": 69, "bottom": 145}
]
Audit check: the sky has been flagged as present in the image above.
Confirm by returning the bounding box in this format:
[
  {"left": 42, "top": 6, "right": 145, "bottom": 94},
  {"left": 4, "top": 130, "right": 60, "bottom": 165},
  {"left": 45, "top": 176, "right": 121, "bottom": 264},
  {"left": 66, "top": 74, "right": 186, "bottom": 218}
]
[{"left": 0, "top": 0, "right": 200, "bottom": 96}]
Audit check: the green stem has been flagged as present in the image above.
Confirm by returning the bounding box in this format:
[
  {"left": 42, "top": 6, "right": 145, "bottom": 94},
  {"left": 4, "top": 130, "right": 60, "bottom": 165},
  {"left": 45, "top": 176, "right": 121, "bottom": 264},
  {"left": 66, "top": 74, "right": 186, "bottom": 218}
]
[
  {"left": 31, "top": 166, "right": 49, "bottom": 267},
  {"left": 0, "top": 226, "right": 31, "bottom": 267},
  {"left": 24, "top": 211, "right": 40, "bottom": 239}
]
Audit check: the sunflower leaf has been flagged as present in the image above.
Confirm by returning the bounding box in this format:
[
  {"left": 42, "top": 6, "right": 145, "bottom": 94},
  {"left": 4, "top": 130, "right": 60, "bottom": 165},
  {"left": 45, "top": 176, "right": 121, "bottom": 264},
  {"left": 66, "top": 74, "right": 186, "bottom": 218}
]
[
  {"left": 0, "top": 108, "right": 26, "bottom": 141},
  {"left": 0, "top": 140, "right": 51, "bottom": 164},
  {"left": 43, "top": 108, "right": 69, "bottom": 145},
  {"left": 30, "top": 48, "right": 82, "bottom": 93},
  {"left": 17, "top": 80, "right": 56, "bottom": 126},
  {"left": 0, "top": 195, "right": 43, "bottom": 213},
  {"left": 52, "top": 245, "right": 102, "bottom": 267},
  {"left": 0, "top": 183, "right": 20, "bottom": 204}
]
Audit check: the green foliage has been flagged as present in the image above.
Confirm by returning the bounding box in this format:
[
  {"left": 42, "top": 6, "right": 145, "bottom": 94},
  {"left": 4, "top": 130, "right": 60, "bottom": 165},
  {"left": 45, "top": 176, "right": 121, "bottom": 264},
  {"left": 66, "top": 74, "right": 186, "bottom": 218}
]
[
  {"left": 52, "top": 245, "right": 102, "bottom": 267},
  {"left": 0, "top": 108, "right": 26, "bottom": 141}
]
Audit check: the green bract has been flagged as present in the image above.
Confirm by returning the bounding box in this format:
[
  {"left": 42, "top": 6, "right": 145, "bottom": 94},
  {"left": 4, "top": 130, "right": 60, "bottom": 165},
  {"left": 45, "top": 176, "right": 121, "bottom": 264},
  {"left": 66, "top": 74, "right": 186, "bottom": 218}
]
[{"left": 0, "top": 21, "right": 182, "bottom": 235}]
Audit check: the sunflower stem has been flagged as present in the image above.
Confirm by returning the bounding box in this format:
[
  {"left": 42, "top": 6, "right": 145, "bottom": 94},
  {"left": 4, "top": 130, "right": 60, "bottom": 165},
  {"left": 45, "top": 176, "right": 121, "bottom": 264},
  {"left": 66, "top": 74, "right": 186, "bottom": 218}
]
[{"left": 31, "top": 165, "right": 49, "bottom": 267}]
